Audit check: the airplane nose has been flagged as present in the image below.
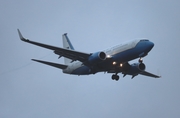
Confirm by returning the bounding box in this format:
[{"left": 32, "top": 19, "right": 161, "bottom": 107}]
[
  {"left": 149, "top": 41, "right": 154, "bottom": 48},
  {"left": 147, "top": 41, "right": 154, "bottom": 51}
]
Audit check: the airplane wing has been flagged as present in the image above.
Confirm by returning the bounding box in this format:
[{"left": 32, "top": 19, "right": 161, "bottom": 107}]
[
  {"left": 121, "top": 62, "right": 161, "bottom": 78},
  {"left": 140, "top": 71, "right": 161, "bottom": 78},
  {"left": 107, "top": 62, "right": 161, "bottom": 78},
  {"left": 18, "top": 29, "right": 91, "bottom": 62}
]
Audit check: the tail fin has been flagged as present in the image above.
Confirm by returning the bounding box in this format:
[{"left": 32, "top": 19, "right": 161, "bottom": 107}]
[{"left": 62, "top": 33, "right": 75, "bottom": 64}]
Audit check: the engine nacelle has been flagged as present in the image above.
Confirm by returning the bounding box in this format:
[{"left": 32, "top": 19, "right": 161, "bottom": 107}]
[
  {"left": 125, "top": 63, "right": 146, "bottom": 75},
  {"left": 88, "top": 51, "right": 106, "bottom": 64}
]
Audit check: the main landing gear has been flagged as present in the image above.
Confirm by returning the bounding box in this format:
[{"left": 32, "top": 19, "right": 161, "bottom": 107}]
[
  {"left": 112, "top": 74, "right": 119, "bottom": 81},
  {"left": 111, "top": 58, "right": 143, "bottom": 81}
]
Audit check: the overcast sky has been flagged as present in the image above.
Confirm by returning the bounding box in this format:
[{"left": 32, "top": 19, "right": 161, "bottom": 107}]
[{"left": 0, "top": 0, "right": 180, "bottom": 118}]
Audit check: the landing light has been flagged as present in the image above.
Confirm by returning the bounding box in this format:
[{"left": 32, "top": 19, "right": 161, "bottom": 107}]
[
  {"left": 107, "top": 55, "right": 112, "bottom": 58},
  {"left": 120, "top": 63, "right": 123, "bottom": 67},
  {"left": 113, "top": 62, "right": 117, "bottom": 65}
]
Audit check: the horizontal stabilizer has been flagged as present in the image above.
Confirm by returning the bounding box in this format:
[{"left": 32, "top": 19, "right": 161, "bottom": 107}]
[{"left": 32, "top": 59, "right": 68, "bottom": 69}]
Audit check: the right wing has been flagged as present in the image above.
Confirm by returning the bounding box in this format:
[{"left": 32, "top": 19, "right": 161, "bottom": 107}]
[
  {"left": 140, "top": 71, "right": 161, "bottom": 78},
  {"left": 18, "top": 29, "right": 91, "bottom": 62}
]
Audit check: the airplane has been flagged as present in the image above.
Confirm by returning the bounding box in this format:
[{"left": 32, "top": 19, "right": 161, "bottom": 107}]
[{"left": 17, "top": 29, "right": 161, "bottom": 81}]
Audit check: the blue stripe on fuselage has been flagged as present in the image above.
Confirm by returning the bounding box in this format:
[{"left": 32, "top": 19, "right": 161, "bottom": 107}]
[{"left": 112, "top": 40, "right": 154, "bottom": 62}]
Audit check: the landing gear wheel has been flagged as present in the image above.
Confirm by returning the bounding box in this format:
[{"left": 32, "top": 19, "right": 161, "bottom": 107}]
[
  {"left": 115, "top": 75, "right": 119, "bottom": 81},
  {"left": 112, "top": 74, "right": 120, "bottom": 81},
  {"left": 139, "top": 58, "right": 143, "bottom": 63}
]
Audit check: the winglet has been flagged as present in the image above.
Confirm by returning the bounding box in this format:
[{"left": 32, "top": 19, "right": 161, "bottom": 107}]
[{"left": 17, "top": 29, "right": 29, "bottom": 41}]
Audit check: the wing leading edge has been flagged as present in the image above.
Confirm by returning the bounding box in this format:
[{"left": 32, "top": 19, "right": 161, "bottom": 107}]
[{"left": 18, "top": 29, "right": 90, "bottom": 62}]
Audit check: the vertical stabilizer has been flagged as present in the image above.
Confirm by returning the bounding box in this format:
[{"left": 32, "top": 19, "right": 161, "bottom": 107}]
[{"left": 62, "top": 33, "right": 75, "bottom": 64}]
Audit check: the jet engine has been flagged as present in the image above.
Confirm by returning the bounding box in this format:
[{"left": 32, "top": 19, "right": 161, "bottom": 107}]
[
  {"left": 88, "top": 51, "right": 106, "bottom": 64},
  {"left": 124, "top": 63, "right": 146, "bottom": 75}
]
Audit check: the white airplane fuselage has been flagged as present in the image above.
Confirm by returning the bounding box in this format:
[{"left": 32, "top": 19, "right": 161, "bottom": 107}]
[{"left": 63, "top": 39, "right": 154, "bottom": 75}]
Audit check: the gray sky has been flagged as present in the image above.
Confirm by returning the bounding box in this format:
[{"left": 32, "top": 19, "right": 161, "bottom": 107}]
[{"left": 0, "top": 0, "right": 180, "bottom": 118}]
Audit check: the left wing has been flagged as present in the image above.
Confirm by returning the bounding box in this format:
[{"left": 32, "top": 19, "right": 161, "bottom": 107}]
[
  {"left": 18, "top": 29, "right": 90, "bottom": 62},
  {"left": 140, "top": 71, "right": 161, "bottom": 78}
]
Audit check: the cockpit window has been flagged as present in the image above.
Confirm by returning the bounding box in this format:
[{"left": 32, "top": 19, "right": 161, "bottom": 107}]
[{"left": 140, "top": 39, "right": 149, "bottom": 41}]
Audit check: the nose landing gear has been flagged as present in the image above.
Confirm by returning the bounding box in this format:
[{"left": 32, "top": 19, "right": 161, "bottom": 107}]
[
  {"left": 112, "top": 74, "right": 119, "bottom": 81},
  {"left": 139, "top": 57, "right": 143, "bottom": 63}
]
